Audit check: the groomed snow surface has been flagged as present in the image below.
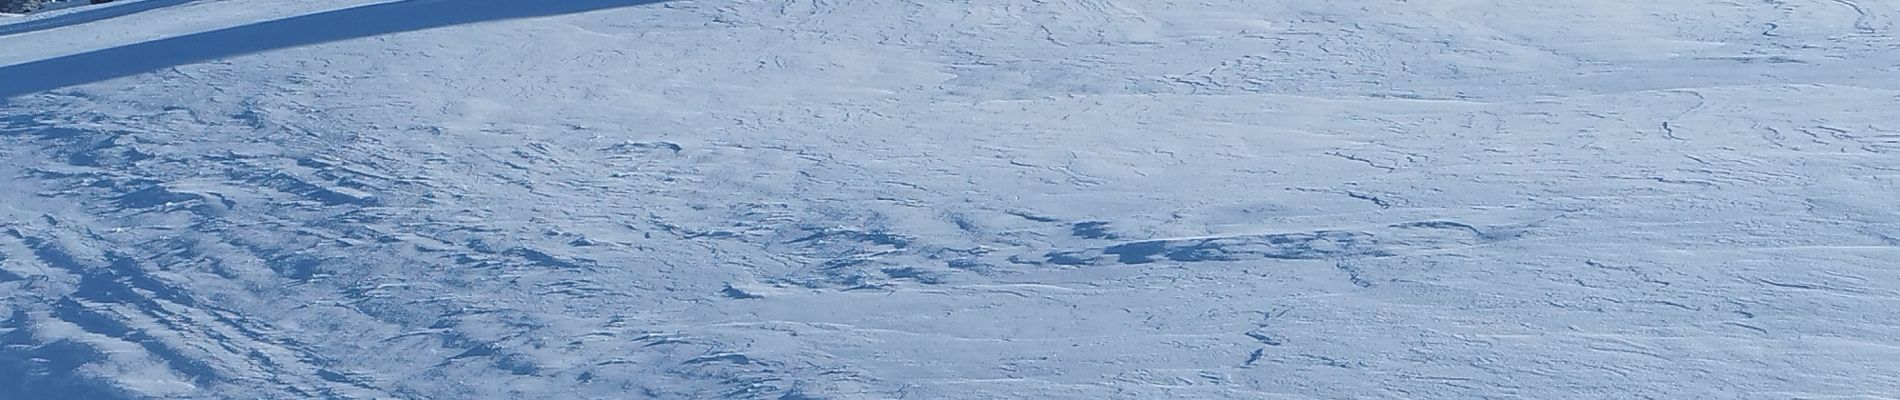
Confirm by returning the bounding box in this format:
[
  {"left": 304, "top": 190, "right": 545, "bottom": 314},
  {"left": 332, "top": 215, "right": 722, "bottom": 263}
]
[{"left": 2, "top": 0, "right": 1898, "bottom": 398}]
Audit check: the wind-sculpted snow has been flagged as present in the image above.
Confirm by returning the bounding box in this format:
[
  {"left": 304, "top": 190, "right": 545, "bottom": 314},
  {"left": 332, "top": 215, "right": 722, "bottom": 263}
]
[
  {"left": 1037, "top": 221, "right": 1508, "bottom": 266},
  {"left": 2, "top": 0, "right": 1898, "bottom": 399}
]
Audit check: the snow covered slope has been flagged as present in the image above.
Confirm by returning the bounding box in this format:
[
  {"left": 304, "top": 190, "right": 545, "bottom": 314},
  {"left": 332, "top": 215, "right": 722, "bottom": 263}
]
[{"left": 2, "top": 0, "right": 1897, "bottom": 398}]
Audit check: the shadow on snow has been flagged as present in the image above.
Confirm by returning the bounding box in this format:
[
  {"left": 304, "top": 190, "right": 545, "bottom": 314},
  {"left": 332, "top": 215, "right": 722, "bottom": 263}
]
[{"left": 0, "top": 0, "right": 666, "bottom": 99}]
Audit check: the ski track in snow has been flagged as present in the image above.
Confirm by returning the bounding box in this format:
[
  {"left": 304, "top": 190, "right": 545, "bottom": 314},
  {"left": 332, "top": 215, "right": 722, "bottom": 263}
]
[{"left": 2, "top": 0, "right": 1898, "bottom": 398}]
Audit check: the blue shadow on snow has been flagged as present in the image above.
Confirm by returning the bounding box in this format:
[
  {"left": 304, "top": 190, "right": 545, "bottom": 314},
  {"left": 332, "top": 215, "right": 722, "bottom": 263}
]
[{"left": 0, "top": 0, "right": 665, "bottom": 99}]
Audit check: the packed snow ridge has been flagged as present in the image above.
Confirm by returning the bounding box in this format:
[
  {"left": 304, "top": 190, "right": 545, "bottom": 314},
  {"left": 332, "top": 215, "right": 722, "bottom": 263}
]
[{"left": 2, "top": 0, "right": 1897, "bottom": 399}]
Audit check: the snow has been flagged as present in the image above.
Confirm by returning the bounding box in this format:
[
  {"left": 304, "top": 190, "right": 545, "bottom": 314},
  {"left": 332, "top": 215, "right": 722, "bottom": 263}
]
[{"left": 2, "top": 0, "right": 1898, "bottom": 398}]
